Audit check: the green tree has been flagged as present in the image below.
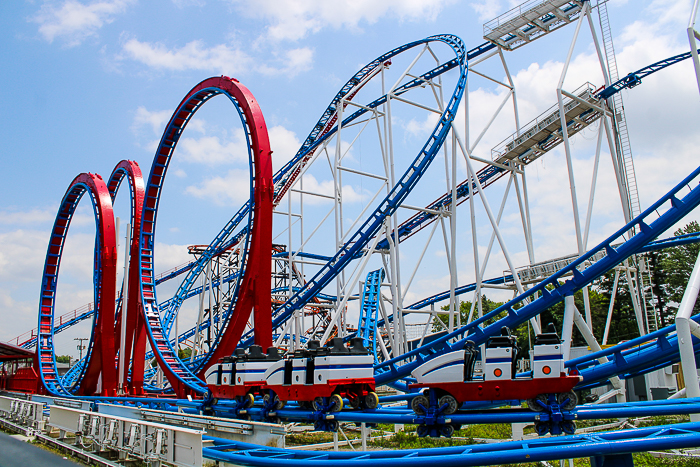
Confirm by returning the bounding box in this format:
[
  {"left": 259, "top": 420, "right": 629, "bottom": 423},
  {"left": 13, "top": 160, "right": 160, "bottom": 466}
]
[
  {"left": 432, "top": 295, "right": 504, "bottom": 333},
  {"left": 56, "top": 355, "right": 71, "bottom": 364},
  {"left": 655, "top": 221, "right": 700, "bottom": 322},
  {"left": 178, "top": 347, "right": 193, "bottom": 360}
]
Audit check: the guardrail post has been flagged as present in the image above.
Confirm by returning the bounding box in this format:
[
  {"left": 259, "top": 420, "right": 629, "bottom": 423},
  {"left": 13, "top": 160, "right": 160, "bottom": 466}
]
[{"left": 675, "top": 249, "right": 700, "bottom": 421}]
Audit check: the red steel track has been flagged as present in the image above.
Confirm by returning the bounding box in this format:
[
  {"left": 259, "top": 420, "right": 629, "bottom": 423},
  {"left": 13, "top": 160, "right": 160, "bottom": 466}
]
[{"left": 138, "top": 77, "right": 273, "bottom": 396}]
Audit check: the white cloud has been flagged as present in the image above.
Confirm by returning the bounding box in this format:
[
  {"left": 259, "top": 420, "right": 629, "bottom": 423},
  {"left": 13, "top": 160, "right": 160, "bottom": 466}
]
[
  {"left": 32, "top": 0, "right": 134, "bottom": 47},
  {"left": 469, "top": 0, "right": 522, "bottom": 23},
  {"left": 269, "top": 125, "right": 302, "bottom": 172},
  {"left": 0, "top": 208, "right": 55, "bottom": 226},
  {"left": 119, "top": 39, "right": 313, "bottom": 76},
  {"left": 119, "top": 38, "right": 253, "bottom": 74},
  {"left": 172, "top": 0, "right": 205, "bottom": 7},
  {"left": 179, "top": 131, "right": 249, "bottom": 165},
  {"left": 185, "top": 169, "right": 252, "bottom": 206},
  {"left": 228, "top": 0, "right": 455, "bottom": 42},
  {"left": 257, "top": 47, "right": 314, "bottom": 76},
  {"left": 153, "top": 242, "right": 194, "bottom": 273},
  {"left": 132, "top": 106, "right": 172, "bottom": 136},
  {"left": 469, "top": 0, "right": 502, "bottom": 23},
  {"left": 0, "top": 230, "right": 50, "bottom": 282},
  {"left": 405, "top": 112, "right": 439, "bottom": 139}
]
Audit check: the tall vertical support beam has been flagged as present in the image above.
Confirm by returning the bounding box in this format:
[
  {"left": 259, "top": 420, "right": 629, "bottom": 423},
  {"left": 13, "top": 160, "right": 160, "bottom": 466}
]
[
  {"left": 556, "top": 3, "right": 587, "bottom": 261},
  {"left": 562, "top": 295, "right": 576, "bottom": 361},
  {"left": 206, "top": 258, "right": 213, "bottom": 347},
  {"left": 449, "top": 132, "right": 459, "bottom": 330},
  {"left": 556, "top": 1, "right": 617, "bottom": 330},
  {"left": 601, "top": 117, "right": 633, "bottom": 225},
  {"left": 602, "top": 268, "right": 620, "bottom": 346},
  {"left": 676, "top": 249, "right": 700, "bottom": 421},
  {"left": 118, "top": 223, "right": 131, "bottom": 395},
  {"left": 334, "top": 99, "right": 345, "bottom": 342}
]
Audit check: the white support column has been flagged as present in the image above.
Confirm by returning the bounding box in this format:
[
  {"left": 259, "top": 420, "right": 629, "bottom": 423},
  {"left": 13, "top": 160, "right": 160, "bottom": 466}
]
[
  {"left": 688, "top": 0, "right": 700, "bottom": 95},
  {"left": 556, "top": 3, "right": 587, "bottom": 257},
  {"left": 561, "top": 295, "right": 576, "bottom": 361},
  {"left": 556, "top": 5, "right": 594, "bottom": 329},
  {"left": 449, "top": 132, "right": 459, "bottom": 329},
  {"left": 676, "top": 249, "right": 700, "bottom": 421},
  {"left": 602, "top": 269, "right": 620, "bottom": 346},
  {"left": 602, "top": 116, "right": 633, "bottom": 225},
  {"left": 468, "top": 159, "right": 482, "bottom": 320},
  {"left": 206, "top": 258, "right": 213, "bottom": 348},
  {"left": 118, "top": 223, "right": 131, "bottom": 395}
]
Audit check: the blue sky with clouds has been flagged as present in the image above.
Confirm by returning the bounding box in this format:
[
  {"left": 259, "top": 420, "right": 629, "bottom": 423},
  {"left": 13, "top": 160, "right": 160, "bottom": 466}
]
[{"left": 1, "top": 0, "right": 699, "bottom": 356}]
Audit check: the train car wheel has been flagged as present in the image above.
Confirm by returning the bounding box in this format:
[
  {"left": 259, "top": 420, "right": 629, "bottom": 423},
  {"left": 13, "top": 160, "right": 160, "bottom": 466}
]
[
  {"left": 364, "top": 392, "right": 379, "bottom": 410},
  {"left": 243, "top": 393, "right": 255, "bottom": 409},
  {"left": 440, "top": 424, "right": 454, "bottom": 438},
  {"left": 411, "top": 395, "right": 429, "bottom": 415},
  {"left": 312, "top": 397, "right": 324, "bottom": 411},
  {"left": 263, "top": 393, "right": 272, "bottom": 407},
  {"left": 526, "top": 394, "right": 548, "bottom": 412},
  {"left": 416, "top": 425, "right": 429, "bottom": 437},
  {"left": 562, "top": 420, "right": 577, "bottom": 434},
  {"left": 534, "top": 420, "right": 551, "bottom": 436},
  {"left": 557, "top": 391, "right": 578, "bottom": 411},
  {"left": 329, "top": 420, "right": 339, "bottom": 432},
  {"left": 438, "top": 394, "right": 458, "bottom": 415},
  {"left": 274, "top": 394, "right": 286, "bottom": 410},
  {"left": 330, "top": 394, "right": 344, "bottom": 412}
]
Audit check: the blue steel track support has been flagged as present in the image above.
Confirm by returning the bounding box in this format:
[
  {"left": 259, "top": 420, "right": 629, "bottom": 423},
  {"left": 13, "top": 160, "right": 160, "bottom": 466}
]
[{"left": 373, "top": 164, "right": 700, "bottom": 388}]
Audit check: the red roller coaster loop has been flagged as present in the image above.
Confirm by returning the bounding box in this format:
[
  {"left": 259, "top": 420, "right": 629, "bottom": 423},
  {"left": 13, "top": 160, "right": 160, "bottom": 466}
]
[
  {"left": 138, "top": 76, "right": 273, "bottom": 396},
  {"left": 35, "top": 173, "right": 118, "bottom": 396}
]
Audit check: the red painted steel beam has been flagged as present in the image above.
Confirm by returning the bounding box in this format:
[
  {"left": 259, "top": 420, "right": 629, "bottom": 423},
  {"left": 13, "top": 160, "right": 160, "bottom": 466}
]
[{"left": 107, "top": 160, "right": 146, "bottom": 394}]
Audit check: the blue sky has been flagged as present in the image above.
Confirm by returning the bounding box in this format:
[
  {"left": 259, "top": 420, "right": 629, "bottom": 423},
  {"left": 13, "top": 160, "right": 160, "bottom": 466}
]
[{"left": 1, "top": 0, "right": 699, "bottom": 357}]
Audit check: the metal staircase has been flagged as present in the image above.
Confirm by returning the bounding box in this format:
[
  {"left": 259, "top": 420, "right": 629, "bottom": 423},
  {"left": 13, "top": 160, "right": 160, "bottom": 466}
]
[
  {"left": 598, "top": 1, "right": 640, "bottom": 220},
  {"left": 598, "top": 1, "right": 656, "bottom": 333}
]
